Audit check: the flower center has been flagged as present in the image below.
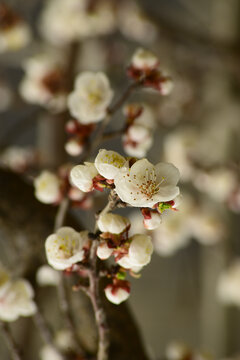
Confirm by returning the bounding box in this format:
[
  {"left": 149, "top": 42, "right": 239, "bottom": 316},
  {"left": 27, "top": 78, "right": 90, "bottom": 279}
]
[
  {"left": 133, "top": 168, "right": 165, "bottom": 200},
  {"left": 88, "top": 91, "right": 103, "bottom": 105},
  {"left": 53, "top": 236, "right": 77, "bottom": 259}
]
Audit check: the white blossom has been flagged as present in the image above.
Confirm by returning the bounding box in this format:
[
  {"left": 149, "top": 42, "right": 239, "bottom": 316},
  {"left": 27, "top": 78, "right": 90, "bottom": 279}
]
[
  {"left": 118, "top": 234, "right": 153, "bottom": 269},
  {"left": 131, "top": 48, "right": 159, "bottom": 70},
  {"left": 0, "top": 278, "right": 36, "bottom": 322},
  {"left": 104, "top": 285, "right": 130, "bottom": 305},
  {"left": 163, "top": 128, "right": 198, "bottom": 182},
  {"left": 153, "top": 209, "right": 191, "bottom": 256},
  {"left": 95, "top": 149, "right": 126, "bottom": 180},
  {"left": 0, "top": 23, "right": 31, "bottom": 53},
  {"left": 97, "top": 213, "right": 130, "bottom": 234},
  {"left": 20, "top": 53, "right": 67, "bottom": 113},
  {"left": 143, "top": 212, "right": 162, "bottom": 230},
  {"left": 68, "top": 72, "right": 113, "bottom": 124},
  {"left": 70, "top": 162, "right": 98, "bottom": 192},
  {"left": 39, "top": 0, "right": 88, "bottom": 45},
  {"left": 65, "top": 138, "right": 83, "bottom": 156},
  {"left": 34, "top": 171, "right": 61, "bottom": 204},
  {"left": 191, "top": 210, "right": 223, "bottom": 245},
  {"left": 217, "top": 260, "right": 240, "bottom": 306},
  {"left": 0, "top": 146, "right": 34, "bottom": 172},
  {"left": 45, "top": 227, "right": 88, "bottom": 270},
  {"left": 114, "top": 159, "right": 180, "bottom": 208},
  {"left": 36, "top": 265, "right": 60, "bottom": 287},
  {"left": 97, "top": 240, "right": 113, "bottom": 260},
  {"left": 40, "top": 345, "right": 63, "bottom": 360},
  {"left": 193, "top": 168, "right": 237, "bottom": 203}
]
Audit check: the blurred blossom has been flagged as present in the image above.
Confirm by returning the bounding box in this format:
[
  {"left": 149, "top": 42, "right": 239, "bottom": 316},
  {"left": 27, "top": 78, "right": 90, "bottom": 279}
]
[
  {"left": 20, "top": 52, "right": 67, "bottom": 112},
  {"left": 39, "top": 0, "right": 115, "bottom": 46},
  {"left": 153, "top": 208, "right": 192, "bottom": 257},
  {"left": 123, "top": 103, "right": 155, "bottom": 158},
  {"left": 153, "top": 194, "right": 224, "bottom": 256},
  {"left": 40, "top": 345, "right": 63, "bottom": 360},
  {"left": 193, "top": 168, "right": 238, "bottom": 203},
  {"left": 166, "top": 341, "right": 190, "bottom": 360},
  {"left": 0, "top": 146, "right": 35, "bottom": 172},
  {"left": 163, "top": 128, "right": 198, "bottom": 182},
  {"left": 34, "top": 171, "right": 61, "bottom": 204},
  {"left": 36, "top": 265, "right": 60, "bottom": 286},
  {"left": 65, "top": 138, "right": 84, "bottom": 156},
  {"left": 68, "top": 72, "right": 113, "bottom": 124},
  {"left": 0, "top": 264, "right": 36, "bottom": 322},
  {"left": 217, "top": 259, "right": 240, "bottom": 306},
  {"left": 0, "top": 4, "right": 31, "bottom": 53},
  {"left": 117, "top": 1, "right": 158, "bottom": 44},
  {"left": 55, "top": 329, "right": 76, "bottom": 352},
  {"left": 158, "top": 78, "right": 193, "bottom": 126}
]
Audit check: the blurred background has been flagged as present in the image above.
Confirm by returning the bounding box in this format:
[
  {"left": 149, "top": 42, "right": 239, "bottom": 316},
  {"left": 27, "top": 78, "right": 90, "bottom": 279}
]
[{"left": 0, "top": 0, "right": 240, "bottom": 359}]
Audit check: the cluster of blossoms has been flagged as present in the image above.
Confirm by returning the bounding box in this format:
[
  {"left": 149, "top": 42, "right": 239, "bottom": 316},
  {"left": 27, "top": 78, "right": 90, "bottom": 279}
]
[
  {"left": 39, "top": 0, "right": 116, "bottom": 46},
  {"left": 34, "top": 167, "right": 92, "bottom": 209},
  {"left": 128, "top": 48, "right": 173, "bottom": 95},
  {"left": 0, "top": 264, "right": 36, "bottom": 322},
  {"left": 122, "top": 103, "right": 155, "bottom": 158},
  {"left": 44, "top": 150, "right": 179, "bottom": 304},
  {"left": 39, "top": 149, "right": 180, "bottom": 304},
  {"left": 39, "top": 0, "right": 157, "bottom": 47},
  {"left": 20, "top": 53, "right": 68, "bottom": 113},
  {"left": 71, "top": 149, "right": 180, "bottom": 211},
  {"left": 0, "top": 3, "right": 31, "bottom": 53}
]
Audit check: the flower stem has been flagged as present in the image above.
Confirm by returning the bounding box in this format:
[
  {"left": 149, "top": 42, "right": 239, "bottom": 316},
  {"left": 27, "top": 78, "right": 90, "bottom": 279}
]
[{"left": 88, "top": 240, "right": 109, "bottom": 360}]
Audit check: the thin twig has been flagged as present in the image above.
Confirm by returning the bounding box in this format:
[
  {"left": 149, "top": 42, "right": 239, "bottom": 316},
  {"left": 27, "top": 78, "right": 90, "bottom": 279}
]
[
  {"left": 86, "top": 193, "right": 119, "bottom": 360},
  {"left": 0, "top": 321, "right": 22, "bottom": 360},
  {"left": 88, "top": 240, "right": 109, "bottom": 360},
  {"left": 107, "top": 81, "right": 140, "bottom": 115}
]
